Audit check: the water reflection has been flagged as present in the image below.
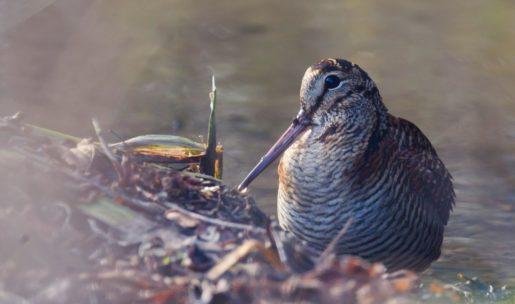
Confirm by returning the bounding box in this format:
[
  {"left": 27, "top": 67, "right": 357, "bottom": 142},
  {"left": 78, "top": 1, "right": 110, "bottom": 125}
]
[{"left": 1, "top": 0, "right": 514, "bottom": 287}]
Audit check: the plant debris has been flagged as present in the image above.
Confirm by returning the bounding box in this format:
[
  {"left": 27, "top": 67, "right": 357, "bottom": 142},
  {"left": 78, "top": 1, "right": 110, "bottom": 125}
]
[{"left": 0, "top": 113, "right": 420, "bottom": 303}]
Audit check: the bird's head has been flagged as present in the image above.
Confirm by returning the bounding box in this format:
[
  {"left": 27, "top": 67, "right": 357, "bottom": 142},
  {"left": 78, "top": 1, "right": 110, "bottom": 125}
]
[
  {"left": 298, "top": 58, "right": 387, "bottom": 130},
  {"left": 238, "top": 58, "right": 389, "bottom": 191}
]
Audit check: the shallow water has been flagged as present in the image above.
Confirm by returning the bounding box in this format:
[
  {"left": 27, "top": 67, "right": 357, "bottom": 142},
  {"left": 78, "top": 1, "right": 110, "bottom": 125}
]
[{"left": 1, "top": 0, "right": 514, "bottom": 291}]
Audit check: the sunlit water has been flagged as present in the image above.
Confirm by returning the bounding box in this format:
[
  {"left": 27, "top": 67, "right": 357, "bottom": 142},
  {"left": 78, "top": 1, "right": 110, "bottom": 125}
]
[{"left": 1, "top": 0, "right": 514, "bottom": 291}]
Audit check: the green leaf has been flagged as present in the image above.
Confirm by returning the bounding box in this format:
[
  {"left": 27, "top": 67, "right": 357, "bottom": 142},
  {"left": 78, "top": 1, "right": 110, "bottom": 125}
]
[
  {"left": 110, "top": 134, "right": 205, "bottom": 150},
  {"left": 79, "top": 197, "right": 138, "bottom": 227},
  {"left": 200, "top": 75, "right": 218, "bottom": 177}
]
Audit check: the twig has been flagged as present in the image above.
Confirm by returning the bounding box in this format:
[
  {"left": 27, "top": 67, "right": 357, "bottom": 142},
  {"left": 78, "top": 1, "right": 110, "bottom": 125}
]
[
  {"left": 182, "top": 170, "right": 222, "bottom": 184},
  {"left": 92, "top": 119, "right": 124, "bottom": 181},
  {"left": 268, "top": 221, "right": 291, "bottom": 271},
  {"left": 206, "top": 239, "right": 261, "bottom": 281},
  {"left": 164, "top": 202, "right": 266, "bottom": 233},
  {"left": 317, "top": 218, "right": 353, "bottom": 262}
]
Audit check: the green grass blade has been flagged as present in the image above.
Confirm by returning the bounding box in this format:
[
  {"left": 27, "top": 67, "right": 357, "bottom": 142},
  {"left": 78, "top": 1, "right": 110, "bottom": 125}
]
[{"left": 201, "top": 75, "right": 218, "bottom": 176}]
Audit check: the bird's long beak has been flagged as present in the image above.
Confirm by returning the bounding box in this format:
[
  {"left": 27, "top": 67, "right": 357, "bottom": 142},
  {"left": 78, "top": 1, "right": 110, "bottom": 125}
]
[{"left": 237, "top": 109, "right": 309, "bottom": 192}]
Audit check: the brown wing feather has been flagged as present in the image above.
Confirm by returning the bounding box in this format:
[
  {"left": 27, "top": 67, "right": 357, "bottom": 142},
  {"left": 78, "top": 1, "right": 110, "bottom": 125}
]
[{"left": 388, "top": 115, "right": 455, "bottom": 225}]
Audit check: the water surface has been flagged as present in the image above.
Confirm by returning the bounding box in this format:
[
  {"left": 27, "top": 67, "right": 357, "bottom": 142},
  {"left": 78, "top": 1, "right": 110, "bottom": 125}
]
[{"left": 1, "top": 0, "right": 514, "bottom": 289}]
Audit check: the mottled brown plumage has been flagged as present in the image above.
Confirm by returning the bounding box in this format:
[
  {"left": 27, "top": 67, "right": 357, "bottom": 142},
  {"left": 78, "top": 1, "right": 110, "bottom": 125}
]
[{"left": 239, "top": 58, "right": 455, "bottom": 272}]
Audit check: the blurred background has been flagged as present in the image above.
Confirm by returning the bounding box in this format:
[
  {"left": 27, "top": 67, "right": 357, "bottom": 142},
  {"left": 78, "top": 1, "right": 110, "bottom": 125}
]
[{"left": 1, "top": 0, "right": 514, "bottom": 289}]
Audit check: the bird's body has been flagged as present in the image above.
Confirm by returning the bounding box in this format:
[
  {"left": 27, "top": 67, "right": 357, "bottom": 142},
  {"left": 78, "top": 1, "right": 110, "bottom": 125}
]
[
  {"left": 239, "top": 58, "right": 454, "bottom": 272},
  {"left": 278, "top": 115, "right": 453, "bottom": 272}
]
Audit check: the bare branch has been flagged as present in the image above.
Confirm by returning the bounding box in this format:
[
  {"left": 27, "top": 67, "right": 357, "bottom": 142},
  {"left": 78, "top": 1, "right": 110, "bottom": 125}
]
[
  {"left": 317, "top": 218, "right": 353, "bottom": 263},
  {"left": 92, "top": 119, "right": 124, "bottom": 180}
]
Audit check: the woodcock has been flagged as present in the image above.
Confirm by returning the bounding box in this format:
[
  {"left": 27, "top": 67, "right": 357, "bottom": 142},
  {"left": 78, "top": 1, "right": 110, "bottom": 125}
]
[{"left": 238, "top": 58, "right": 455, "bottom": 272}]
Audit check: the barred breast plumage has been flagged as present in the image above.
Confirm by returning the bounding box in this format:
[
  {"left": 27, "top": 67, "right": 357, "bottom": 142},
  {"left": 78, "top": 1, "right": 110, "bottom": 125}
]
[{"left": 239, "top": 58, "right": 454, "bottom": 272}]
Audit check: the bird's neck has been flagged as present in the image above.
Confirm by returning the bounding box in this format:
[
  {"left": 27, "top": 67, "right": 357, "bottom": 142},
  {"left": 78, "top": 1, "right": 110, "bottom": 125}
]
[
  {"left": 282, "top": 118, "right": 378, "bottom": 181},
  {"left": 280, "top": 104, "right": 394, "bottom": 197},
  {"left": 308, "top": 113, "right": 379, "bottom": 155}
]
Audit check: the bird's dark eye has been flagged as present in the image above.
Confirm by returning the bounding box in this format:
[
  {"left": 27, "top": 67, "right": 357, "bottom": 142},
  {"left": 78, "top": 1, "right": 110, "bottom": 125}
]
[{"left": 324, "top": 75, "right": 341, "bottom": 89}]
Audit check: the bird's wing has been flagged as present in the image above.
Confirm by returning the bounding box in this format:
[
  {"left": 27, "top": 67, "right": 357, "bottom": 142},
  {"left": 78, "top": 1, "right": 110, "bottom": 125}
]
[{"left": 389, "top": 116, "right": 455, "bottom": 225}]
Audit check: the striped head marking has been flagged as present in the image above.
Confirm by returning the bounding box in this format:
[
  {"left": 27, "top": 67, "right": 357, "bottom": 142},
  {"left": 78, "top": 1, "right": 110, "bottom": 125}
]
[{"left": 300, "top": 58, "right": 371, "bottom": 114}]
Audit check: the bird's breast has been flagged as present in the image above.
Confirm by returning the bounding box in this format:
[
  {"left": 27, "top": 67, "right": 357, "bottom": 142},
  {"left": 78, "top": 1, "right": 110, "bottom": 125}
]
[
  {"left": 276, "top": 125, "right": 447, "bottom": 272},
  {"left": 277, "top": 130, "right": 370, "bottom": 244}
]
